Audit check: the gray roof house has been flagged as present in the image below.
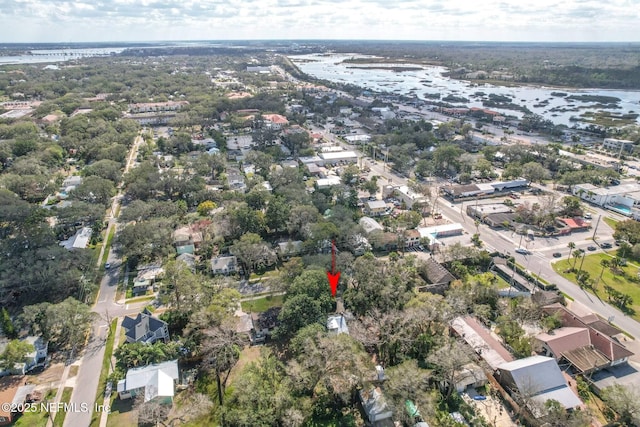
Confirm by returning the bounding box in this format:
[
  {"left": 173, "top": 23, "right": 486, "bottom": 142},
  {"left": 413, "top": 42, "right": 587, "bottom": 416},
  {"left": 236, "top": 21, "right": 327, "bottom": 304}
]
[
  {"left": 121, "top": 309, "right": 170, "bottom": 345},
  {"left": 359, "top": 386, "right": 394, "bottom": 427},
  {"left": 117, "top": 360, "right": 179, "bottom": 403},
  {"left": 210, "top": 255, "right": 238, "bottom": 275},
  {"left": 327, "top": 314, "right": 349, "bottom": 335},
  {"left": 496, "top": 355, "right": 582, "bottom": 417}
]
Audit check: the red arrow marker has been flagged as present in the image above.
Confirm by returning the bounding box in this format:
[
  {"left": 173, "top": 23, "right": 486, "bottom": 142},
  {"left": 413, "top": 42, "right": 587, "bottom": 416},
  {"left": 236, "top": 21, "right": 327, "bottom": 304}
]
[
  {"left": 327, "top": 271, "right": 341, "bottom": 297},
  {"left": 327, "top": 240, "right": 341, "bottom": 297}
]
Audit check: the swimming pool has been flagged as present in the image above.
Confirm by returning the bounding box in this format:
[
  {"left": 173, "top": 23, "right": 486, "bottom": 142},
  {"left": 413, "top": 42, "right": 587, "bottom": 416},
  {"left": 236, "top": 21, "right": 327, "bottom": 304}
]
[{"left": 608, "top": 204, "right": 632, "bottom": 216}]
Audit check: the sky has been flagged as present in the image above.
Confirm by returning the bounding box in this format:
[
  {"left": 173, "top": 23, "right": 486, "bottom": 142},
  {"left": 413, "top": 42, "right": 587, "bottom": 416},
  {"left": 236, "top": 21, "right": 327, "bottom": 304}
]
[{"left": 0, "top": 0, "right": 639, "bottom": 43}]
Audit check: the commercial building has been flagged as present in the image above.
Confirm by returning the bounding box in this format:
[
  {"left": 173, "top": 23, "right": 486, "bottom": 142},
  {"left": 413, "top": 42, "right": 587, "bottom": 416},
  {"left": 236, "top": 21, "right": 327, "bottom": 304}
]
[
  {"left": 603, "top": 138, "right": 634, "bottom": 154},
  {"left": 319, "top": 151, "right": 358, "bottom": 165},
  {"left": 365, "top": 199, "right": 388, "bottom": 216},
  {"left": 572, "top": 182, "right": 640, "bottom": 217},
  {"left": 442, "top": 179, "right": 528, "bottom": 200},
  {"left": 417, "top": 223, "right": 464, "bottom": 246}
]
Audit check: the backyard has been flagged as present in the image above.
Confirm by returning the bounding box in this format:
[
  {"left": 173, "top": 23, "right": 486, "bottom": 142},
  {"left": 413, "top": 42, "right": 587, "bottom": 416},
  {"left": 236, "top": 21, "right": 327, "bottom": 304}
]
[{"left": 552, "top": 253, "right": 640, "bottom": 320}]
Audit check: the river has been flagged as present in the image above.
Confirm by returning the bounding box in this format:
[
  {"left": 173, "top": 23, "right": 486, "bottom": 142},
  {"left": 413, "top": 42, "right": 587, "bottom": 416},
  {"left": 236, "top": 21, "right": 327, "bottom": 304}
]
[
  {"left": 0, "top": 47, "right": 128, "bottom": 65},
  {"left": 290, "top": 53, "right": 640, "bottom": 127}
]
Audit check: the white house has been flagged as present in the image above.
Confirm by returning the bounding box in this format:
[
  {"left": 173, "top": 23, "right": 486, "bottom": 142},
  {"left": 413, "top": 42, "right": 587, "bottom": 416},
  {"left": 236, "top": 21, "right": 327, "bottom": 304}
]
[{"left": 117, "top": 360, "right": 179, "bottom": 403}]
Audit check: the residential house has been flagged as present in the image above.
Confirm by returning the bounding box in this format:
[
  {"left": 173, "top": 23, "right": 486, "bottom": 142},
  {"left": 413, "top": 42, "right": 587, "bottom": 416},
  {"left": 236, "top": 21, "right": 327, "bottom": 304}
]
[
  {"left": 121, "top": 309, "right": 170, "bottom": 345},
  {"left": 251, "top": 308, "right": 281, "bottom": 344},
  {"left": 496, "top": 356, "right": 582, "bottom": 417},
  {"left": 59, "top": 227, "right": 93, "bottom": 250},
  {"left": 418, "top": 258, "right": 456, "bottom": 294},
  {"left": 359, "top": 386, "right": 394, "bottom": 427},
  {"left": 0, "top": 336, "right": 48, "bottom": 375},
  {"left": 365, "top": 200, "right": 388, "bottom": 217},
  {"left": 117, "top": 360, "right": 179, "bottom": 403},
  {"left": 535, "top": 327, "right": 610, "bottom": 374},
  {"left": 451, "top": 363, "right": 488, "bottom": 393},
  {"left": 132, "top": 265, "right": 164, "bottom": 296},
  {"left": 542, "top": 304, "right": 633, "bottom": 369},
  {"left": 226, "top": 168, "right": 247, "bottom": 192},
  {"left": 173, "top": 226, "right": 204, "bottom": 249},
  {"left": 277, "top": 240, "right": 304, "bottom": 259},
  {"left": 347, "top": 234, "right": 371, "bottom": 256},
  {"left": 175, "top": 253, "right": 196, "bottom": 271},
  {"left": 210, "top": 255, "right": 238, "bottom": 275},
  {"left": 359, "top": 216, "right": 384, "bottom": 234},
  {"left": 450, "top": 316, "right": 514, "bottom": 370},
  {"left": 262, "top": 113, "right": 289, "bottom": 129},
  {"left": 405, "top": 229, "right": 421, "bottom": 248},
  {"left": 327, "top": 314, "right": 349, "bottom": 335},
  {"left": 0, "top": 376, "right": 35, "bottom": 426}
]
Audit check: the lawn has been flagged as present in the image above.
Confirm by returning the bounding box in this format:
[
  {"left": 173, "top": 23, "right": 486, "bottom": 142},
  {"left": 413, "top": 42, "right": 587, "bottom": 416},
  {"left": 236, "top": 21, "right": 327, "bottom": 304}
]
[
  {"left": 53, "top": 387, "right": 74, "bottom": 427},
  {"left": 13, "top": 390, "right": 55, "bottom": 427},
  {"left": 603, "top": 217, "right": 619, "bottom": 229},
  {"left": 552, "top": 253, "right": 640, "bottom": 320},
  {"left": 106, "top": 396, "right": 136, "bottom": 427},
  {"left": 241, "top": 294, "right": 284, "bottom": 312}
]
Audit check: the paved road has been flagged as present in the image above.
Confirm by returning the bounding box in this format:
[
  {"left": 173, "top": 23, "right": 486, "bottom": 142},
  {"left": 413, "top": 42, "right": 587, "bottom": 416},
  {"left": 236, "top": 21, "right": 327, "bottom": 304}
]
[
  {"left": 64, "top": 135, "right": 145, "bottom": 427},
  {"left": 320, "top": 119, "right": 640, "bottom": 340}
]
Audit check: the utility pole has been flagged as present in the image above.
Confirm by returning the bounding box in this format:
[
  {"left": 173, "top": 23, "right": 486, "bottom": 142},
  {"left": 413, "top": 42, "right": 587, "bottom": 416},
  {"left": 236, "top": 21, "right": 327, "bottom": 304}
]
[{"left": 592, "top": 215, "right": 601, "bottom": 244}]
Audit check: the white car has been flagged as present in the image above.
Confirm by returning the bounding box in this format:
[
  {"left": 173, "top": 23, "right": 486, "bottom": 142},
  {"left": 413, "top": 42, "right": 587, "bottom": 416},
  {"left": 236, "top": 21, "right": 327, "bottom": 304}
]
[{"left": 515, "top": 248, "right": 530, "bottom": 255}]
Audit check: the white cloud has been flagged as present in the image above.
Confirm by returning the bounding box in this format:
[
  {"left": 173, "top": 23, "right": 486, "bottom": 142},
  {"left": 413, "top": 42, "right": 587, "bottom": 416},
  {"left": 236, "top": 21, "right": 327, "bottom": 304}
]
[{"left": 0, "top": 0, "right": 638, "bottom": 42}]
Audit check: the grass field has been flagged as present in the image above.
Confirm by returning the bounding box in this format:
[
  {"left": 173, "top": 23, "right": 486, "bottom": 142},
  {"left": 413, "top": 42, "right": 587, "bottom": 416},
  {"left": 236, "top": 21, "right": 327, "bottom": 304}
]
[
  {"left": 552, "top": 254, "right": 640, "bottom": 320},
  {"left": 603, "top": 217, "right": 620, "bottom": 229},
  {"left": 241, "top": 294, "right": 284, "bottom": 312}
]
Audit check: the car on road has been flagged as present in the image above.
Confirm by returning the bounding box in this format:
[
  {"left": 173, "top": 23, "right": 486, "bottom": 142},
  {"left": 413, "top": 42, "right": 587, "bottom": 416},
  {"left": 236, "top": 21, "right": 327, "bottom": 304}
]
[
  {"left": 104, "top": 262, "right": 111, "bottom": 269},
  {"left": 553, "top": 252, "right": 562, "bottom": 258},
  {"left": 584, "top": 213, "right": 592, "bottom": 219},
  {"left": 587, "top": 246, "right": 597, "bottom": 251},
  {"left": 515, "top": 248, "right": 530, "bottom": 255},
  {"left": 601, "top": 242, "right": 613, "bottom": 249}
]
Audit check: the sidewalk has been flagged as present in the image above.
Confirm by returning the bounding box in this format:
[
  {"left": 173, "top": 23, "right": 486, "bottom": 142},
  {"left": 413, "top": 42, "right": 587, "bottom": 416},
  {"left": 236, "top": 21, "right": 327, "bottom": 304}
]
[
  {"left": 45, "top": 361, "right": 73, "bottom": 427},
  {"left": 98, "top": 317, "right": 122, "bottom": 427}
]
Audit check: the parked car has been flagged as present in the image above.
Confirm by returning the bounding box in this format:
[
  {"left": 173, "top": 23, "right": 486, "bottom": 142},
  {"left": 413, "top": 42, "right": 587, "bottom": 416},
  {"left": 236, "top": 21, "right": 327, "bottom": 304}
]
[
  {"left": 553, "top": 252, "right": 562, "bottom": 258},
  {"left": 104, "top": 262, "right": 111, "bottom": 269},
  {"left": 601, "top": 242, "right": 613, "bottom": 249},
  {"left": 584, "top": 213, "right": 592, "bottom": 219},
  {"left": 587, "top": 246, "right": 597, "bottom": 251}
]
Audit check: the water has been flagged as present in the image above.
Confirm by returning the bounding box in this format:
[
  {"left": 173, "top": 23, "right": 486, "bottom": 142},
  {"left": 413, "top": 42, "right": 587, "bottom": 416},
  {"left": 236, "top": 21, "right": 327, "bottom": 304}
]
[
  {"left": 290, "top": 53, "right": 640, "bottom": 127},
  {"left": 0, "top": 47, "right": 128, "bottom": 65}
]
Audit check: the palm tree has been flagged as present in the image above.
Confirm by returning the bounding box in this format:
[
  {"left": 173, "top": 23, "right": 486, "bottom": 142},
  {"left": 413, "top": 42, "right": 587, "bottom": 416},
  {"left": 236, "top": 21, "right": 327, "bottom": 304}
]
[
  {"left": 572, "top": 249, "right": 583, "bottom": 270},
  {"left": 567, "top": 242, "right": 576, "bottom": 265},
  {"left": 610, "top": 257, "right": 621, "bottom": 276},
  {"left": 599, "top": 259, "right": 611, "bottom": 279}
]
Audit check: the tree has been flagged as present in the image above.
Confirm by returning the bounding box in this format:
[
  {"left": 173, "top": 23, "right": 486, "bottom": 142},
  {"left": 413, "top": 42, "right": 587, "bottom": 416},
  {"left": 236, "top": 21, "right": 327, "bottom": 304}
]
[
  {"left": 275, "top": 294, "right": 325, "bottom": 339},
  {"left": 0, "top": 308, "right": 17, "bottom": 338},
  {"left": 20, "top": 297, "right": 96, "bottom": 353},
  {"left": 197, "top": 200, "right": 217, "bottom": 216},
  {"left": 522, "top": 161, "right": 550, "bottom": 183},
  {"left": 427, "top": 340, "right": 471, "bottom": 399},
  {"left": 135, "top": 395, "right": 170, "bottom": 427},
  {"left": 70, "top": 175, "right": 116, "bottom": 206},
  {"left": 265, "top": 196, "right": 290, "bottom": 233},
  {"left": 223, "top": 349, "right": 292, "bottom": 427},
  {"left": 0, "top": 339, "right": 34, "bottom": 370},
  {"left": 614, "top": 219, "right": 640, "bottom": 245},
  {"left": 231, "top": 233, "right": 277, "bottom": 275},
  {"left": 114, "top": 341, "right": 182, "bottom": 370},
  {"left": 432, "top": 144, "right": 463, "bottom": 177},
  {"left": 540, "top": 399, "right": 591, "bottom": 427},
  {"left": 599, "top": 259, "right": 611, "bottom": 280},
  {"left": 200, "top": 321, "right": 246, "bottom": 406},
  {"left": 602, "top": 384, "right": 640, "bottom": 426},
  {"left": 160, "top": 260, "right": 205, "bottom": 311},
  {"left": 567, "top": 242, "right": 576, "bottom": 265}
]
